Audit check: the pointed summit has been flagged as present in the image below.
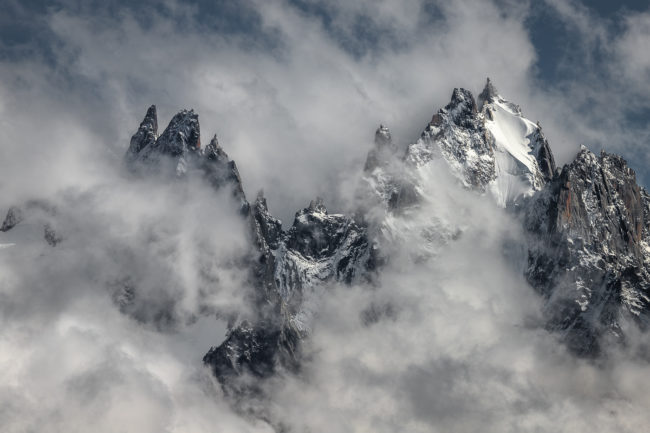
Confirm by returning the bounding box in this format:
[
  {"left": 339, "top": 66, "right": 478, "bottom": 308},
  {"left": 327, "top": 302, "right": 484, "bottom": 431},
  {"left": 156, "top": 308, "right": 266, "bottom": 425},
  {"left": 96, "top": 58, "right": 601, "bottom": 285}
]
[
  {"left": 208, "top": 134, "right": 219, "bottom": 148},
  {"left": 143, "top": 105, "right": 158, "bottom": 132},
  {"left": 374, "top": 124, "right": 392, "bottom": 148},
  {"left": 478, "top": 77, "right": 498, "bottom": 110},
  {"left": 204, "top": 134, "right": 230, "bottom": 162},
  {"left": 125, "top": 105, "right": 158, "bottom": 160},
  {"left": 251, "top": 190, "right": 283, "bottom": 251},
  {"left": 125, "top": 107, "right": 200, "bottom": 167},
  {"left": 431, "top": 88, "right": 480, "bottom": 130},
  {"left": 447, "top": 88, "right": 478, "bottom": 117},
  {"left": 155, "top": 109, "right": 201, "bottom": 157},
  {"left": 529, "top": 125, "right": 557, "bottom": 182},
  {"left": 364, "top": 124, "right": 398, "bottom": 172},
  {"left": 307, "top": 197, "right": 327, "bottom": 214}
]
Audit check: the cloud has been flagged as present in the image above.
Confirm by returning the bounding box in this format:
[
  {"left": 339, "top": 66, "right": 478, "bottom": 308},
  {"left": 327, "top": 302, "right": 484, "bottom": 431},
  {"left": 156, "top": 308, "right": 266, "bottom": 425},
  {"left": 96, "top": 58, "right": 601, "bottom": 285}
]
[
  {"left": 261, "top": 158, "right": 650, "bottom": 433},
  {"left": 520, "top": 0, "right": 650, "bottom": 180},
  {"left": 0, "top": 0, "right": 542, "bottom": 221},
  {"left": 1, "top": 0, "right": 650, "bottom": 432},
  {"left": 0, "top": 296, "right": 273, "bottom": 433},
  {"left": 0, "top": 146, "right": 264, "bottom": 432}
]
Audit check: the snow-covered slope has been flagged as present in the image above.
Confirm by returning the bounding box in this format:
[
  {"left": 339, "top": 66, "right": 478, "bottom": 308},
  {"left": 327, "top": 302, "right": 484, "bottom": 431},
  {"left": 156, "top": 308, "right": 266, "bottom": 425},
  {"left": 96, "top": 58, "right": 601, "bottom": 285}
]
[
  {"left": 398, "top": 79, "right": 556, "bottom": 209},
  {"left": 482, "top": 90, "right": 553, "bottom": 206}
]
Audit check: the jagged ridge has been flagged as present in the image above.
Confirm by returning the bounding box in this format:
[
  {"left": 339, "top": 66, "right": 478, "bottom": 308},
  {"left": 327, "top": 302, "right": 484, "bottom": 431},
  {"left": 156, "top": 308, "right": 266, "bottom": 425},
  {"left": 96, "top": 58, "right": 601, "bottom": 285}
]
[{"left": 4, "top": 83, "right": 649, "bottom": 416}]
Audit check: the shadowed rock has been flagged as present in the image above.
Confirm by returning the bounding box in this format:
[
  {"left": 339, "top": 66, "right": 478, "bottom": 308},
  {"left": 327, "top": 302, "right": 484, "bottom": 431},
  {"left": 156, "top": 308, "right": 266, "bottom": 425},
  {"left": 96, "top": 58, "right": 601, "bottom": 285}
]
[{"left": 525, "top": 146, "right": 650, "bottom": 355}]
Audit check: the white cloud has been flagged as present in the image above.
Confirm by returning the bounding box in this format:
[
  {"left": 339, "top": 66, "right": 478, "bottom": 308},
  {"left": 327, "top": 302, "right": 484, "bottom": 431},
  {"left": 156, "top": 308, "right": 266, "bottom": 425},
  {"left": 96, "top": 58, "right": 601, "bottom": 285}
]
[
  {"left": 0, "top": 0, "right": 541, "bottom": 220},
  {"left": 1, "top": 0, "right": 650, "bottom": 431},
  {"left": 523, "top": 1, "right": 650, "bottom": 171},
  {"left": 263, "top": 159, "right": 650, "bottom": 433}
]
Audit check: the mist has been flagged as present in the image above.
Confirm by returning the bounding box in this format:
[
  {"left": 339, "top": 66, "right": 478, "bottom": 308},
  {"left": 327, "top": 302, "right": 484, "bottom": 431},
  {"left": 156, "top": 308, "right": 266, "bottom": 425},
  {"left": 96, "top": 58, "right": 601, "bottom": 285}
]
[
  {"left": 265, "top": 160, "right": 650, "bottom": 432},
  {"left": 1, "top": 0, "right": 650, "bottom": 432}
]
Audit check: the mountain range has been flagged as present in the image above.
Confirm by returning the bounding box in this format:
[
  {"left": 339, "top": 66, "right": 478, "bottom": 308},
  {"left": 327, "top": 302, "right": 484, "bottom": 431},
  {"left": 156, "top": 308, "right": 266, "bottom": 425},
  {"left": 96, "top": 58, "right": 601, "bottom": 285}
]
[{"left": 3, "top": 79, "right": 649, "bottom": 418}]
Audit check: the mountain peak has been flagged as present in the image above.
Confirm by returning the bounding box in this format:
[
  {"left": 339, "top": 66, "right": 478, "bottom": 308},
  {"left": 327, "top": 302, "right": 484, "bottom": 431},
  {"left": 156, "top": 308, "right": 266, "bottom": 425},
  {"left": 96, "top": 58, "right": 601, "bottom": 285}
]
[
  {"left": 125, "top": 107, "right": 201, "bottom": 168},
  {"left": 433, "top": 88, "right": 480, "bottom": 131},
  {"left": 307, "top": 197, "right": 327, "bottom": 214},
  {"left": 375, "top": 124, "right": 392, "bottom": 148},
  {"left": 365, "top": 124, "right": 398, "bottom": 172},
  {"left": 204, "top": 134, "right": 230, "bottom": 162},
  {"left": 208, "top": 134, "right": 219, "bottom": 148},
  {"left": 157, "top": 109, "right": 201, "bottom": 156},
  {"left": 447, "top": 88, "right": 478, "bottom": 116},
  {"left": 143, "top": 105, "right": 158, "bottom": 131},
  {"left": 125, "top": 105, "right": 158, "bottom": 161},
  {"left": 478, "top": 77, "right": 498, "bottom": 110}
]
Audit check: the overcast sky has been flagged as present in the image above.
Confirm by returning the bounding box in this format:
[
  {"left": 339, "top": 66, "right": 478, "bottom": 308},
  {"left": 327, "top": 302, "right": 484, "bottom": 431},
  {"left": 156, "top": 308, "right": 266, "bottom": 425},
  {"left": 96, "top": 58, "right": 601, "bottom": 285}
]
[{"left": 1, "top": 1, "right": 650, "bottom": 432}]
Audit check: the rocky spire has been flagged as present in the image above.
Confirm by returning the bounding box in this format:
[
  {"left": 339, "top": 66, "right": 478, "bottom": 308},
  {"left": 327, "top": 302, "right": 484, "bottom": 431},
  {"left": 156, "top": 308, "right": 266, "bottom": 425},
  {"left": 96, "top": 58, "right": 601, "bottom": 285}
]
[
  {"left": 478, "top": 77, "right": 498, "bottom": 110},
  {"left": 374, "top": 124, "right": 392, "bottom": 148},
  {"left": 124, "top": 106, "right": 250, "bottom": 211},
  {"left": 204, "top": 134, "right": 230, "bottom": 162},
  {"left": 125, "top": 107, "right": 200, "bottom": 169},
  {"left": 412, "top": 87, "right": 494, "bottom": 189},
  {"left": 525, "top": 145, "right": 650, "bottom": 355},
  {"left": 154, "top": 109, "right": 201, "bottom": 157},
  {"left": 252, "top": 190, "right": 283, "bottom": 251},
  {"left": 365, "top": 124, "right": 397, "bottom": 172},
  {"left": 307, "top": 197, "right": 327, "bottom": 214},
  {"left": 530, "top": 122, "right": 557, "bottom": 182},
  {"left": 445, "top": 88, "right": 478, "bottom": 125},
  {"left": 125, "top": 105, "right": 158, "bottom": 161}
]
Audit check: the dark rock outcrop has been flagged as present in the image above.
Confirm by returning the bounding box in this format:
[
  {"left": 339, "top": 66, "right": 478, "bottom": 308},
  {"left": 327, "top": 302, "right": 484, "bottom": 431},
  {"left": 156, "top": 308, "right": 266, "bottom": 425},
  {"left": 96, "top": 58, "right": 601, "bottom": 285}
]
[
  {"left": 530, "top": 124, "right": 557, "bottom": 183},
  {"left": 525, "top": 147, "right": 650, "bottom": 355},
  {"left": 205, "top": 196, "right": 374, "bottom": 393},
  {"left": 477, "top": 77, "right": 498, "bottom": 110},
  {"left": 125, "top": 105, "right": 158, "bottom": 161},
  {"left": 408, "top": 87, "right": 495, "bottom": 190},
  {"left": 1, "top": 206, "right": 23, "bottom": 232},
  {"left": 1, "top": 201, "right": 60, "bottom": 245},
  {"left": 127, "top": 108, "right": 199, "bottom": 164}
]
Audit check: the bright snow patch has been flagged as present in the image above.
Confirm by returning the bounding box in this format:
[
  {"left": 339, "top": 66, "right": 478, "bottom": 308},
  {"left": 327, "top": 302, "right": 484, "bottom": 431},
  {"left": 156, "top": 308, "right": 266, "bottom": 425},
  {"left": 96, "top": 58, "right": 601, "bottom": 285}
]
[{"left": 484, "top": 97, "right": 542, "bottom": 207}]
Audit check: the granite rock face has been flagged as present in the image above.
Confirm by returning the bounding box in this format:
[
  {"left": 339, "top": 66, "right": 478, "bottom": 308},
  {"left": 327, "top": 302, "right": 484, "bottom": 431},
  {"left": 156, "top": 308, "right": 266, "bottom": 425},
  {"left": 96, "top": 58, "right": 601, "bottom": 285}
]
[
  {"left": 524, "top": 147, "right": 650, "bottom": 355},
  {"left": 128, "top": 108, "right": 373, "bottom": 395},
  {"left": 121, "top": 108, "right": 375, "bottom": 392},
  {"left": 125, "top": 105, "right": 158, "bottom": 160},
  {"left": 406, "top": 87, "right": 496, "bottom": 191}
]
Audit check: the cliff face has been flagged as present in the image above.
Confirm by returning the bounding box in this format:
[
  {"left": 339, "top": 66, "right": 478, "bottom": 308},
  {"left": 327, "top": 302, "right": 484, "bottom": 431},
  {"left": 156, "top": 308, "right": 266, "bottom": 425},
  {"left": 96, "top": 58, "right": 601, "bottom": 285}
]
[{"left": 524, "top": 147, "right": 650, "bottom": 354}]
